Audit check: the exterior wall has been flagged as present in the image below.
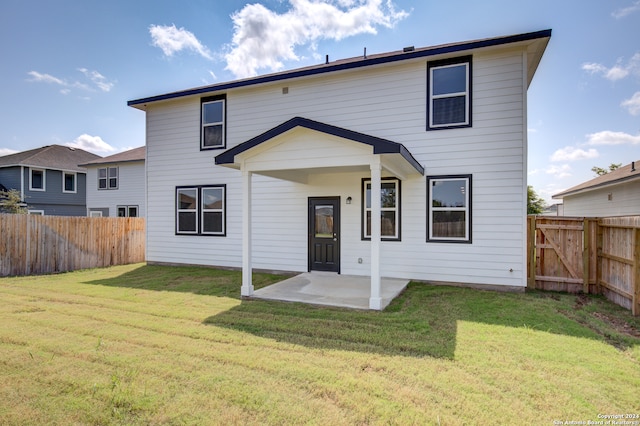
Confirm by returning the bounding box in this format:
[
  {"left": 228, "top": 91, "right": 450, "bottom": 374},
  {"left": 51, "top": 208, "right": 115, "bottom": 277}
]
[
  {"left": 85, "top": 161, "right": 146, "bottom": 217},
  {"left": 562, "top": 181, "right": 640, "bottom": 216},
  {"left": 0, "top": 167, "right": 22, "bottom": 191},
  {"left": 145, "top": 46, "right": 529, "bottom": 287},
  {"left": 20, "top": 168, "right": 88, "bottom": 216}
]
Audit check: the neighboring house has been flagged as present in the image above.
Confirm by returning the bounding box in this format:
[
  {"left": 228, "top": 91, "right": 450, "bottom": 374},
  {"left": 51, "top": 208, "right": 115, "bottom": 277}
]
[
  {"left": 80, "top": 146, "right": 146, "bottom": 218},
  {"left": 128, "top": 29, "right": 552, "bottom": 309},
  {"left": 552, "top": 160, "right": 640, "bottom": 216},
  {"left": 0, "top": 145, "right": 100, "bottom": 216}
]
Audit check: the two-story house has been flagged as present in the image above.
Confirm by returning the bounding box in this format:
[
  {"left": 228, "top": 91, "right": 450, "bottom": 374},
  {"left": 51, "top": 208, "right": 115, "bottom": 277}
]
[
  {"left": 128, "top": 29, "right": 552, "bottom": 309},
  {"left": 0, "top": 145, "right": 100, "bottom": 216},
  {"left": 80, "top": 146, "right": 146, "bottom": 218}
]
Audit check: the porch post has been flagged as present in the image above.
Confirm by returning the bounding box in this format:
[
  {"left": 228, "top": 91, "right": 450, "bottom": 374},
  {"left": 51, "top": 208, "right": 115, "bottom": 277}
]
[
  {"left": 241, "top": 169, "right": 254, "bottom": 296},
  {"left": 369, "top": 158, "right": 382, "bottom": 310}
]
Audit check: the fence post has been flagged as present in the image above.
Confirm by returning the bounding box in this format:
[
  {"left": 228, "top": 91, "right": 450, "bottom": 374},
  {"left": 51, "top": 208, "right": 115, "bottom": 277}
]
[
  {"left": 527, "top": 216, "right": 536, "bottom": 289},
  {"left": 583, "top": 218, "right": 590, "bottom": 294},
  {"left": 596, "top": 220, "right": 603, "bottom": 295},
  {"left": 633, "top": 228, "right": 640, "bottom": 316}
]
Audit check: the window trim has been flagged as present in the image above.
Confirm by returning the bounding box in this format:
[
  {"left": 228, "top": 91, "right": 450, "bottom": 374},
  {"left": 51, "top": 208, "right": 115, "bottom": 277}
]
[
  {"left": 29, "top": 168, "right": 45, "bottom": 191},
  {"left": 427, "top": 55, "right": 472, "bottom": 130},
  {"left": 427, "top": 174, "right": 472, "bottom": 243},
  {"left": 361, "top": 177, "right": 401, "bottom": 241},
  {"left": 200, "top": 95, "right": 227, "bottom": 151},
  {"left": 175, "top": 185, "right": 226, "bottom": 237},
  {"left": 117, "top": 205, "right": 139, "bottom": 217},
  {"left": 98, "top": 167, "right": 118, "bottom": 190},
  {"left": 28, "top": 210, "right": 44, "bottom": 215},
  {"left": 63, "top": 171, "right": 77, "bottom": 193}
]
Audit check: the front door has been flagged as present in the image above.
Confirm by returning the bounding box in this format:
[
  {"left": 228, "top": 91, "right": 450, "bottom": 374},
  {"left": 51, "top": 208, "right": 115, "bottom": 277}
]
[{"left": 308, "top": 197, "right": 340, "bottom": 273}]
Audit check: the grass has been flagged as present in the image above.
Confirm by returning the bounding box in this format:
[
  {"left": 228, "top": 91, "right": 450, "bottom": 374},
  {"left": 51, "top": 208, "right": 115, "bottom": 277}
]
[{"left": 1, "top": 264, "right": 639, "bottom": 425}]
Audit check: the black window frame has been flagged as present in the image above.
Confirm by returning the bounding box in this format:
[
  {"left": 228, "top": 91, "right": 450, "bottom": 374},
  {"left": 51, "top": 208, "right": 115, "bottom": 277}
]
[
  {"left": 361, "top": 177, "right": 401, "bottom": 241},
  {"left": 175, "top": 184, "right": 226, "bottom": 236},
  {"left": 427, "top": 174, "right": 472, "bottom": 243},
  {"left": 201, "top": 95, "right": 227, "bottom": 151},
  {"left": 117, "top": 205, "right": 139, "bottom": 217},
  {"left": 427, "top": 55, "right": 472, "bottom": 131}
]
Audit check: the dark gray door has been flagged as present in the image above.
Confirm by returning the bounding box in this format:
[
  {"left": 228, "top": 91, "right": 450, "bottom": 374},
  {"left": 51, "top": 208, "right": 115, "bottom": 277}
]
[{"left": 308, "top": 197, "right": 340, "bottom": 272}]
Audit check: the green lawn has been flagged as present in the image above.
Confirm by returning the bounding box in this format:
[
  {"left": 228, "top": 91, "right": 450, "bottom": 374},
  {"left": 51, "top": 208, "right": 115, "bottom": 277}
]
[{"left": 1, "top": 264, "right": 639, "bottom": 425}]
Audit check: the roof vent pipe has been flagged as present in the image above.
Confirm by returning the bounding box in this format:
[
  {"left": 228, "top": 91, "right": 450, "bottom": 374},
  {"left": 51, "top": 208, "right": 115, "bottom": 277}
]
[
  {"left": 364, "top": 47, "right": 367, "bottom": 59},
  {"left": 632, "top": 161, "right": 636, "bottom": 172},
  {"left": 325, "top": 54, "right": 329, "bottom": 64}
]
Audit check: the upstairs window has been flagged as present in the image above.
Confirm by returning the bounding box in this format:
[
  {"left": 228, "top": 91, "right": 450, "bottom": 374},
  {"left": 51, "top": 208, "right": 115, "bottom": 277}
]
[
  {"left": 427, "top": 56, "right": 471, "bottom": 130},
  {"left": 427, "top": 175, "right": 472, "bottom": 243},
  {"left": 30, "top": 168, "right": 45, "bottom": 191},
  {"left": 362, "top": 178, "right": 400, "bottom": 241},
  {"left": 98, "top": 167, "right": 118, "bottom": 190},
  {"left": 201, "top": 95, "right": 226, "bottom": 150},
  {"left": 63, "top": 172, "right": 76, "bottom": 193}
]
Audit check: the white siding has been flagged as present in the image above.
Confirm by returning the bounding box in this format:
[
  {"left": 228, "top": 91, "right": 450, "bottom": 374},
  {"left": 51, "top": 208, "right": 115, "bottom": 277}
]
[
  {"left": 145, "top": 45, "right": 530, "bottom": 287},
  {"left": 85, "top": 161, "right": 146, "bottom": 217},
  {"left": 562, "top": 181, "right": 640, "bottom": 216}
]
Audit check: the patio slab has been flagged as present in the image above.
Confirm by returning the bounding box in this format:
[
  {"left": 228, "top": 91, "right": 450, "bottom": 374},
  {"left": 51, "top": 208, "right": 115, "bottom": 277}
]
[{"left": 250, "top": 271, "right": 409, "bottom": 310}]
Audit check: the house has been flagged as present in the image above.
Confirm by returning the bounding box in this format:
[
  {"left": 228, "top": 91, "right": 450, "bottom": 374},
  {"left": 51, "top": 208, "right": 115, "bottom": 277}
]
[
  {"left": 128, "top": 29, "right": 552, "bottom": 309},
  {"left": 79, "top": 146, "right": 146, "bottom": 217},
  {"left": 0, "top": 145, "right": 100, "bottom": 216},
  {"left": 552, "top": 160, "right": 640, "bottom": 216}
]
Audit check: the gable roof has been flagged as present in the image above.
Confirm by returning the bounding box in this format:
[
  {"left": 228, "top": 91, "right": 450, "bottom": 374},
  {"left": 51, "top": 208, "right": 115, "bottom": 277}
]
[
  {"left": 79, "top": 146, "right": 145, "bottom": 166},
  {"left": 215, "top": 116, "right": 424, "bottom": 176},
  {"left": 0, "top": 145, "right": 101, "bottom": 172},
  {"left": 553, "top": 160, "right": 640, "bottom": 199},
  {"left": 128, "top": 29, "right": 551, "bottom": 110}
]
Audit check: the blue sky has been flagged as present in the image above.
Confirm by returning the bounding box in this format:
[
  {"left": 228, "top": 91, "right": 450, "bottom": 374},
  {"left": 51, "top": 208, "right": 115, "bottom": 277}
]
[{"left": 0, "top": 0, "right": 638, "bottom": 203}]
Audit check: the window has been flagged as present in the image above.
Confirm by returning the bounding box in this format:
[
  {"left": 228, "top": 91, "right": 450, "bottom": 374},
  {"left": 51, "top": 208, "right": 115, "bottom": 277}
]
[
  {"left": 63, "top": 172, "right": 76, "bottom": 193},
  {"left": 362, "top": 178, "right": 400, "bottom": 240},
  {"left": 30, "top": 168, "right": 45, "bottom": 191},
  {"left": 28, "top": 210, "right": 44, "bottom": 215},
  {"left": 176, "top": 185, "right": 226, "bottom": 236},
  {"left": 427, "top": 56, "right": 471, "bottom": 130},
  {"left": 427, "top": 175, "right": 471, "bottom": 243},
  {"left": 117, "top": 206, "right": 138, "bottom": 217},
  {"left": 201, "top": 95, "right": 226, "bottom": 150},
  {"left": 98, "top": 167, "right": 118, "bottom": 190},
  {"left": 89, "top": 210, "right": 103, "bottom": 217}
]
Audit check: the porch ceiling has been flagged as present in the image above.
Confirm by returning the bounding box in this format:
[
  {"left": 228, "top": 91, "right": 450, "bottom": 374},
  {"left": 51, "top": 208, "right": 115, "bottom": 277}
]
[{"left": 214, "top": 117, "right": 424, "bottom": 182}]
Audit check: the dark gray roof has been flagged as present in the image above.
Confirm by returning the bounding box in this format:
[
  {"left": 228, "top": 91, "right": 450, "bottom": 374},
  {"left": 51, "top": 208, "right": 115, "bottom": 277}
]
[
  {"left": 553, "top": 160, "right": 640, "bottom": 199},
  {"left": 0, "top": 145, "right": 101, "bottom": 172},
  {"left": 80, "top": 146, "right": 145, "bottom": 166}
]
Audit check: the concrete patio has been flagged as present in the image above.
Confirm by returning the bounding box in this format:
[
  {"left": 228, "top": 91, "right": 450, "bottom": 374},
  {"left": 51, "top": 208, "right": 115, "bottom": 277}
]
[{"left": 250, "top": 271, "right": 410, "bottom": 310}]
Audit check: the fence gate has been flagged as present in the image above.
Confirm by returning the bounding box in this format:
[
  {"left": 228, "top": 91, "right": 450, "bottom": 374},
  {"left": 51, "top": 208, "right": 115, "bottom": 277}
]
[{"left": 528, "top": 216, "right": 592, "bottom": 293}]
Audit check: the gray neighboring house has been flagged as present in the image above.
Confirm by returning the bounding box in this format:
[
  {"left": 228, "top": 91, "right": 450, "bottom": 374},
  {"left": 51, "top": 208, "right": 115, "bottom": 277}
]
[
  {"left": 79, "top": 146, "right": 146, "bottom": 217},
  {"left": 552, "top": 160, "right": 640, "bottom": 216},
  {"left": 0, "top": 145, "right": 100, "bottom": 216}
]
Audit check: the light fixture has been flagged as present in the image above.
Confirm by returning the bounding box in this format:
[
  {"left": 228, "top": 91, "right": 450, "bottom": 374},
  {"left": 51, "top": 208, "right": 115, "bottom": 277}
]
[{"left": 346, "top": 196, "right": 352, "bottom": 204}]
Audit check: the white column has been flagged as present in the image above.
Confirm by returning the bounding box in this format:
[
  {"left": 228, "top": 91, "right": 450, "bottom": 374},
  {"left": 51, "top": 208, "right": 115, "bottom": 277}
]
[
  {"left": 369, "top": 158, "right": 382, "bottom": 310},
  {"left": 241, "top": 169, "right": 254, "bottom": 296}
]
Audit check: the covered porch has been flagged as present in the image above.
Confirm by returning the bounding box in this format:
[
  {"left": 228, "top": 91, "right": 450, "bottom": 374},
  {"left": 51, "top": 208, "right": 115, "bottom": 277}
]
[{"left": 215, "top": 117, "right": 424, "bottom": 310}]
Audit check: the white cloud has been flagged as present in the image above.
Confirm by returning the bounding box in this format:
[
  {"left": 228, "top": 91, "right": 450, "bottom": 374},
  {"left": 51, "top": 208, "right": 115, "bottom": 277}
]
[
  {"left": 545, "top": 164, "right": 572, "bottom": 179},
  {"left": 65, "top": 134, "right": 116, "bottom": 154},
  {"left": 582, "top": 53, "right": 640, "bottom": 81},
  {"left": 621, "top": 91, "right": 640, "bottom": 115},
  {"left": 612, "top": 0, "right": 640, "bottom": 18},
  {"left": 149, "top": 24, "right": 212, "bottom": 60},
  {"left": 225, "top": 0, "right": 409, "bottom": 78},
  {"left": 27, "top": 69, "right": 114, "bottom": 94},
  {"left": 0, "top": 148, "right": 19, "bottom": 157},
  {"left": 550, "top": 146, "right": 599, "bottom": 162},
  {"left": 586, "top": 130, "right": 640, "bottom": 146}
]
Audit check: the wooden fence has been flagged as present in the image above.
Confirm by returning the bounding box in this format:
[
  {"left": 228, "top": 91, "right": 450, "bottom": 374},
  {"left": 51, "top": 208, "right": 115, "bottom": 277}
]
[
  {"left": 527, "top": 215, "right": 640, "bottom": 316},
  {"left": 0, "top": 214, "right": 145, "bottom": 276}
]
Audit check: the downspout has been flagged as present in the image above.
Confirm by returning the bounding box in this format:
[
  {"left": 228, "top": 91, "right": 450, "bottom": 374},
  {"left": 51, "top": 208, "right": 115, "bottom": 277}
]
[{"left": 521, "top": 49, "right": 529, "bottom": 287}]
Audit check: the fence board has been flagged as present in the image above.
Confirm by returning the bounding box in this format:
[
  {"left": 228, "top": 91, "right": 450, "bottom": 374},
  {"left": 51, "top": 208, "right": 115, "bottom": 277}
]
[
  {"left": 528, "top": 215, "right": 640, "bottom": 316},
  {"left": 0, "top": 214, "right": 145, "bottom": 276}
]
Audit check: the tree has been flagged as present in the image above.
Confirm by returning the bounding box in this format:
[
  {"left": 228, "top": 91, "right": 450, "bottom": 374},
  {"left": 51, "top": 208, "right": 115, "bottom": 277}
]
[
  {"left": 527, "top": 185, "right": 546, "bottom": 215},
  {"left": 0, "top": 189, "right": 27, "bottom": 214},
  {"left": 591, "top": 163, "right": 622, "bottom": 176}
]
